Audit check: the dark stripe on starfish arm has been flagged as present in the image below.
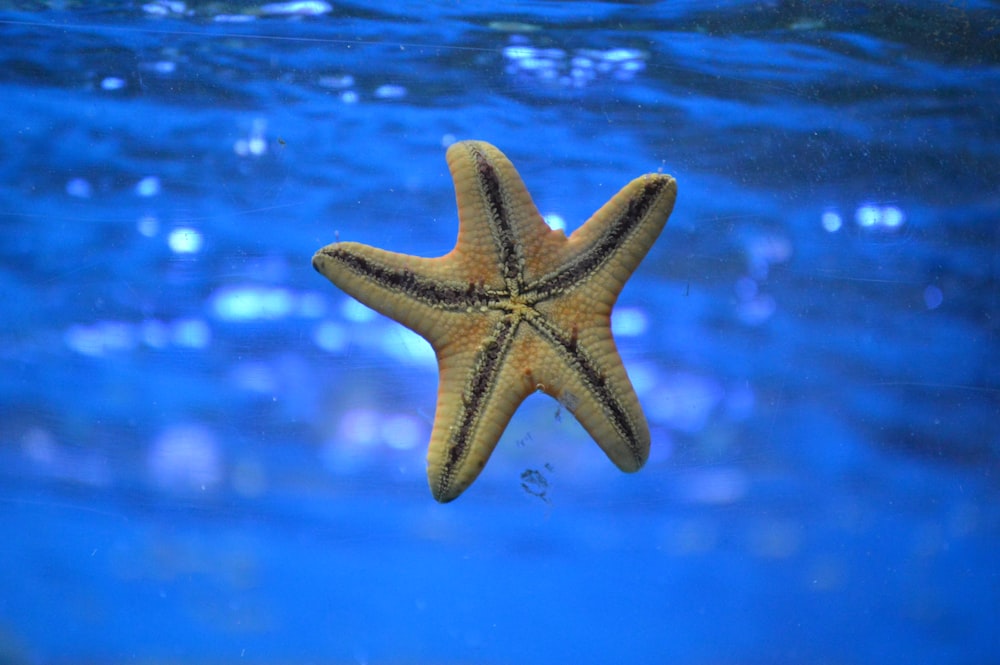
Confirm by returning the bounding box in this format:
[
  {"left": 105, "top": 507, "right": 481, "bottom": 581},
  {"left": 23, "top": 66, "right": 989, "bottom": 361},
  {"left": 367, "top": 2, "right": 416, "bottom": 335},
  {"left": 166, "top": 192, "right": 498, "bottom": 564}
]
[
  {"left": 526, "top": 314, "right": 644, "bottom": 467},
  {"left": 437, "top": 315, "right": 520, "bottom": 497},
  {"left": 530, "top": 177, "right": 670, "bottom": 300},
  {"left": 471, "top": 146, "right": 524, "bottom": 288},
  {"left": 315, "top": 246, "right": 492, "bottom": 311}
]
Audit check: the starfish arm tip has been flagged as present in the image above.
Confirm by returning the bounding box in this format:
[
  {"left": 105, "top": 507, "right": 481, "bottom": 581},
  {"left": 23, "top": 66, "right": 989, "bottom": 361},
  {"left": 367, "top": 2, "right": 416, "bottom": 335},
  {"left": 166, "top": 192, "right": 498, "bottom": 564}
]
[{"left": 310, "top": 250, "right": 326, "bottom": 274}]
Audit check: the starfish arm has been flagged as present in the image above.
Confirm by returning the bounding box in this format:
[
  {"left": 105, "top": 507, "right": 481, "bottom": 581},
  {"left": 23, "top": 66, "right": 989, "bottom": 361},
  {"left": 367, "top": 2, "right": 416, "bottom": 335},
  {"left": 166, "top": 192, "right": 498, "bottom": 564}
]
[
  {"left": 533, "top": 173, "right": 677, "bottom": 309},
  {"left": 446, "top": 141, "right": 570, "bottom": 288},
  {"left": 426, "top": 317, "right": 537, "bottom": 502},
  {"left": 312, "top": 241, "right": 482, "bottom": 343},
  {"left": 526, "top": 312, "right": 650, "bottom": 472}
]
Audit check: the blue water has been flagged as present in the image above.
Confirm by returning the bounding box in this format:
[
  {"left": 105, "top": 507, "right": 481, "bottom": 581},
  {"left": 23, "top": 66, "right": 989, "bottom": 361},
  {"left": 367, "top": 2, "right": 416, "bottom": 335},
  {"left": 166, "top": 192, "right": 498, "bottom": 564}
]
[{"left": 1, "top": 2, "right": 998, "bottom": 663}]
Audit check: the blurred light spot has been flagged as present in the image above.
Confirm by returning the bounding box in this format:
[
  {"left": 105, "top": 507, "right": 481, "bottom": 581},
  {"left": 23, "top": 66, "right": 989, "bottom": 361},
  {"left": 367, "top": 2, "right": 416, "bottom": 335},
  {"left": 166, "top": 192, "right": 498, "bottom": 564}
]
[
  {"left": 340, "top": 90, "right": 359, "bottom": 104},
  {"left": 525, "top": 54, "right": 561, "bottom": 71},
  {"left": 234, "top": 138, "right": 264, "bottom": 156},
  {"left": 617, "top": 60, "right": 645, "bottom": 76},
  {"left": 602, "top": 48, "right": 644, "bottom": 63},
  {"left": 168, "top": 227, "right": 203, "bottom": 254},
  {"left": 172, "top": 318, "right": 211, "bottom": 348},
  {"left": 374, "top": 84, "right": 407, "bottom": 100},
  {"left": 488, "top": 21, "right": 541, "bottom": 33},
  {"left": 152, "top": 60, "right": 176, "bottom": 74},
  {"left": 737, "top": 294, "right": 776, "bottom": 326},
  {"left": 314, "top": 321, "right": 347, "bottom": 352},
  {"left": 64, "top": 321, "right": 135, "bottom": 356},
  {"left": 137, "top": 215, "right": 159, "bottom": 237},
  {"left": 22, "top": 427, "right": 57, "bottom": 465},
  {"left": 381, "top": 414, "right": 423, "bottom": 450},
  {"left": 135, "top": 175, "right": 161, "bottom": 197},
  {"left": 504, "top": 46, "right": 536, "bottom": 61},
  {"left": 677, "top": 467, "right": 748, "bottom": 505},
  {"left": 19, "top": 428, "right": 110, "bottom": 487},
  {"left": 319, "top": 75, "right": 355, "bottom": 89},
  {"left": 383, "top": 327, "right": 435, "bottom": 366},
  {"left": 214, "top": 13, "right": 256, "bottom": 23},
  {"left": 260, "top": 0, "right": 332, "bottom": 15},
  {"left": 856, "top": 205, "right": 878, "bottom": 227},
  {"left": 100, "top": 77, "right": 125, "bottom": 91},
  {"left": 140, "top": 319, "right": 170, "bottom": 348},
  {"left": 611, "top": 307, "right": 648, "bottom": 337},
  {"left": 234, "top": 118, "right": 268, "bottom": 157},
  {"left": 504, "top": 41, "right": 647, "bottom": 88},
  {"left": 66, "top": 178, "right": 92, "bottom": 198},
  {"left": 647, "top": 372, "right": 723, "bottom": 433},
  {"left": 855, "top": 204, "right": 906, "bottom": 230},
  {"left": 231, "top": 362, "right": 276, "bottom": 393},
  {"left": 342, "top": 298, "right": 375, "bottom": 323},
  {"left": 881, "top": 205, "right": 905, "bottom": 228},
  {"left": 750, "top": 235, "right": 793, "bottom": 263},
  {"left": 148, "top": 424, "right": 222, "bottom": 492},
  {"left": 746, "top": 234, "right": 792, "bottom": 280},
  {"left": 923, "top": 285, "right": 943, "bottom": 310},
  {"left": 516, "top": 54, "right": 560, "bottom": 72},
  {"left": 821, "top": 210, "right": 842, "bottom": 232},
  {"left": 338, "top": 408, "right": 381, "bottom": 447},
  {"left": 211, "top": 285, "right": 293, "bottom": 321},
  {"left": 543, "top": 213, "right": 566, "bottom": 232},
  {"left": 142, "top": 1, "right": 187, "bottom": 16},
  {"left": 142, "top": 2, "right": 171, "bottom": 15}
]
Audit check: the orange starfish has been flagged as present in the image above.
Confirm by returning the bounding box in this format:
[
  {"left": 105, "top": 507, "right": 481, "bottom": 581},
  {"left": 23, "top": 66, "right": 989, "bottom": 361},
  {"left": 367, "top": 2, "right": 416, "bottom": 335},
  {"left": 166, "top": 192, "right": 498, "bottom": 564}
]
[{"left": 313, "top": 141, "right": 676, "bottom": 502}]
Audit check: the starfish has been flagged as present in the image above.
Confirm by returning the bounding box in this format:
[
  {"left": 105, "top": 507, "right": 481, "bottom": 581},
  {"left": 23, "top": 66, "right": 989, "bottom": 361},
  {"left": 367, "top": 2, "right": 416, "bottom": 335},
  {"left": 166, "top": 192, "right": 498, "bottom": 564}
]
[{"left": 313, "top": 141, "right": 676, "bottom": 502}]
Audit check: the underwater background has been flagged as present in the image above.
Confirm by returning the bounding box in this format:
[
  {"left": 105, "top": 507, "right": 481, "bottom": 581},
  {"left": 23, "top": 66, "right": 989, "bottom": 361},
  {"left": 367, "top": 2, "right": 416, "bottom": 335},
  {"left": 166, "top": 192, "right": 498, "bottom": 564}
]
[{"left": 1, "top": 1, "right": 998, "bottom": 663}]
